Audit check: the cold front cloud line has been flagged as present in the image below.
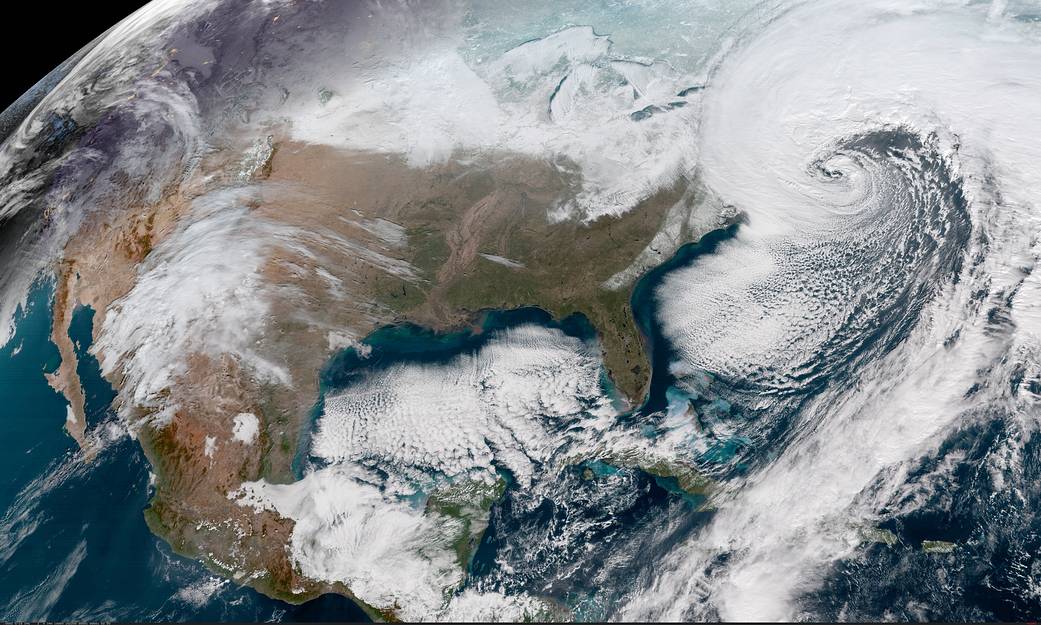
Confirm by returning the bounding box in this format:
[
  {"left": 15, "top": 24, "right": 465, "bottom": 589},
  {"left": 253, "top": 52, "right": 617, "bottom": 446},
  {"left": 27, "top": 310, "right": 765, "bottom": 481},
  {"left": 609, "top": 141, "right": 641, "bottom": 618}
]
[{"left": 0, "top": 0, "right": 1040, "bottom": 621}]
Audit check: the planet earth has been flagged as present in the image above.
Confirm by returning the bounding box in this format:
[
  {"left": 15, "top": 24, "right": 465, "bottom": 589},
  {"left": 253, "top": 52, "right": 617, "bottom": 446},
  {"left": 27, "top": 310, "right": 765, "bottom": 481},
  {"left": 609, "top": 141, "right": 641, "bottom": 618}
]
[{"left": 2, "top": 0, "right": 1041, "bottom": 621}]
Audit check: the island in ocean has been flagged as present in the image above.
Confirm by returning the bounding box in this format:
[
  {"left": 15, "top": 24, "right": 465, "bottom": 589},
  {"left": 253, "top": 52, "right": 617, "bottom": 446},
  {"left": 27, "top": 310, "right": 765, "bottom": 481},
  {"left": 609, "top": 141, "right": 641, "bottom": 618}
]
[{"left": 39, "top": 134, "right": 735, "bottom": 619}]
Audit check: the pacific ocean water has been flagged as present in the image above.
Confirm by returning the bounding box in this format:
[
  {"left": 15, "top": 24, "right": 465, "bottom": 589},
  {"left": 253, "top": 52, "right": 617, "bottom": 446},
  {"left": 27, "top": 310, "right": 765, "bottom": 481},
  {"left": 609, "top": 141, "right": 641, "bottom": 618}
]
[
  {"left": 0, "top": 223, "right": 744, "bottom": 621},
  {"left": 0, "top": 279, "right": 370, "bottom": 622}
]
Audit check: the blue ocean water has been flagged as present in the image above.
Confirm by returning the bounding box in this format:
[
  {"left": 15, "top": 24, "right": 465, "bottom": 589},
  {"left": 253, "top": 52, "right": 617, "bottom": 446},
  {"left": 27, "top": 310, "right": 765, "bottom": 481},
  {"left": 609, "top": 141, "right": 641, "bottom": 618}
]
[
  {"left": 0, "top": 225, "right": 746, "bottom": 621},
  {"left": 0, "top": 279, "right": 369, "bottom": 623},
  {"left": 295, "top": 306, "right": 603, "bottom": 477},
  {"left": 629, "top": 221, "right": 743, "bottom": 417},
  {"left": 294, "top": 229, "right": 753, "bottom": 613}
]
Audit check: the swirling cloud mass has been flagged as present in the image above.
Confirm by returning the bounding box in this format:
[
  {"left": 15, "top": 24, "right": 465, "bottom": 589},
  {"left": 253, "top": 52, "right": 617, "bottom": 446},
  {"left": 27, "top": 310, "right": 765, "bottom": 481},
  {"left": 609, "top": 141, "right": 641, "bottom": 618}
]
[{"left": 0, "top": 0, "right": 1040, "bottom": 621}]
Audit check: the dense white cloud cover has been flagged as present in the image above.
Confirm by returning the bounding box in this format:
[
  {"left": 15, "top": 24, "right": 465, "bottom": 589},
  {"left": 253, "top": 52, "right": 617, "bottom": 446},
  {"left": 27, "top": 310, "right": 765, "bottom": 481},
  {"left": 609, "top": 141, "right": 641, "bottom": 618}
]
[
  {"left": 285, "top": 23, "right": 704, "bottom": 222},
  {"left": 620, "top": 0, "right": 1041, "bottom": 619},
  {"left": 0, "top": 0, "right": 1039, "bottom": 619},
  {"left": 95, "top": 190, "right": 293, "bottom": 425},
  {"left": 232, "top": 324, "right": 623, "bottom": 618}
]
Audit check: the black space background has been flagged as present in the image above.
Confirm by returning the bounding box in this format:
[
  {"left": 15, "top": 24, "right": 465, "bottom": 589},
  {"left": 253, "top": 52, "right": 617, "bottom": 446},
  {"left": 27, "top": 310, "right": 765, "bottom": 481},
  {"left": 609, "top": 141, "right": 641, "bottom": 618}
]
[{"left": 2, "top": 1, "right": 147, "bottom": 110}]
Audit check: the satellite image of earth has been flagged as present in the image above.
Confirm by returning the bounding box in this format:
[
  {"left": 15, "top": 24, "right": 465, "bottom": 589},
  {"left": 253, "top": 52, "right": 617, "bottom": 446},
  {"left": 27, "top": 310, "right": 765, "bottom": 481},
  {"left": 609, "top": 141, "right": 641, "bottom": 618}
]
[{"left": 1, "top": 0, "right": 1040, "bottom": 621}]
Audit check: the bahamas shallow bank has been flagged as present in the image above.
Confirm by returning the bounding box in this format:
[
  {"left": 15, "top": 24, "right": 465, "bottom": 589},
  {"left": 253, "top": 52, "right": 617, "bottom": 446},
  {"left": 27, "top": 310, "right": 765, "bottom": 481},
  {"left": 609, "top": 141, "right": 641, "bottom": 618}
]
[{"left": 1, "top": 0, "right": 1041, "bottom": 621}]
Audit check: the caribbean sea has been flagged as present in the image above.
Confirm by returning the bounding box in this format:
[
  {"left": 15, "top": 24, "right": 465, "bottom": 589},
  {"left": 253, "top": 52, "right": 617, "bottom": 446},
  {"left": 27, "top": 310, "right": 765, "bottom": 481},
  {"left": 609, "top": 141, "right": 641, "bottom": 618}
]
[{"left": 0, "top": 223, "right": 744, "bottom": 622}]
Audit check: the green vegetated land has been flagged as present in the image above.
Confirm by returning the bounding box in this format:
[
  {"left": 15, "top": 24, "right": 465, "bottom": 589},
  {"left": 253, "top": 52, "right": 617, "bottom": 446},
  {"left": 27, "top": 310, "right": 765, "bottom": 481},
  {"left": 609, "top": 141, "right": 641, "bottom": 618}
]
[{"left": 367, "top": 158, "right": 692, "bottom": 404}]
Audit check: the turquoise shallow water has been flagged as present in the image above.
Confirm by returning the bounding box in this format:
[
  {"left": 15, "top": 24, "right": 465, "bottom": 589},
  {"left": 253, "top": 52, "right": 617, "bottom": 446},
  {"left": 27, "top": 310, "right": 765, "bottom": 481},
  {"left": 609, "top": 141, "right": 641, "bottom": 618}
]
[
  {"left": 0, "top": 225, "right": 744, "bottom": 621},
  {"left": 295, "top": 306, "right": 604, "bottom": 477},
  {"left": 293, "top": 227, "right": 744, "bottom": 612},
  {"left": 629, "top": 222, "right": 742, "bottom": 417},
  {"left": 0, "top": 279, "right": 370, "bottom": 622}
]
